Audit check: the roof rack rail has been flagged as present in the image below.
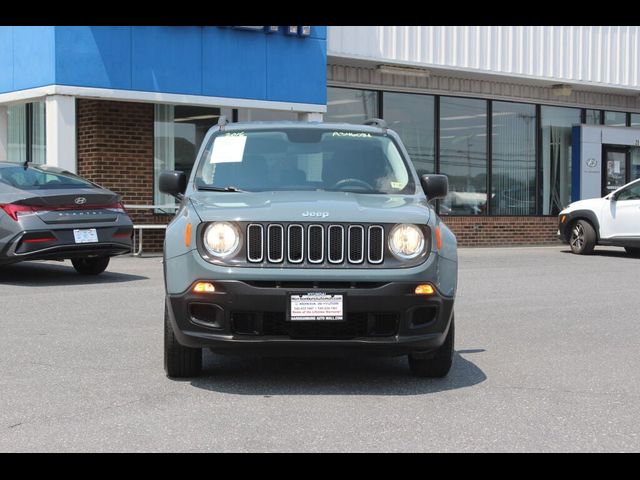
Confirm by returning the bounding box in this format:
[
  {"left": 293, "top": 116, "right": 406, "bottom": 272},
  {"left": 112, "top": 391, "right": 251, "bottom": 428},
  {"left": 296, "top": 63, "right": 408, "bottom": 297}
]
[
  {"left": 217, "top": 115, "right": 230, "bottom": 126},
  {"left": 363, "top": 118, "right": 387, "bottom": 129}
]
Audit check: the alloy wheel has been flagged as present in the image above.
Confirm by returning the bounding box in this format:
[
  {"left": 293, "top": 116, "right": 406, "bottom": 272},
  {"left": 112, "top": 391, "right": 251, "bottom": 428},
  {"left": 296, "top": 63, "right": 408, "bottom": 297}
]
[{"left": 570, "top": 223, "right": 584, "bottom": 250}]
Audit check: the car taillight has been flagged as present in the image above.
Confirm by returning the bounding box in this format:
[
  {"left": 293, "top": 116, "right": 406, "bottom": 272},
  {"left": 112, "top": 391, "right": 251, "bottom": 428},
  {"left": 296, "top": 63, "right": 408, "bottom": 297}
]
[
  {"left": 1, "top": 202, "right": 126, "bottom": 219},
  {"left": 0, "top": 204, "right": 34, "bottom": 221}
]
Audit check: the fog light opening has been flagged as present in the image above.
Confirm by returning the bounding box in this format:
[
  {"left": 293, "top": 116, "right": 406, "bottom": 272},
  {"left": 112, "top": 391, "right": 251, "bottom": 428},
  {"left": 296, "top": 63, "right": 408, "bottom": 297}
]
[
  {"left": 415, "top": 284, "right": 435, "bottom": 295},
  {"left": 193, "top": 282, "right": 216, "bottom": 293}
]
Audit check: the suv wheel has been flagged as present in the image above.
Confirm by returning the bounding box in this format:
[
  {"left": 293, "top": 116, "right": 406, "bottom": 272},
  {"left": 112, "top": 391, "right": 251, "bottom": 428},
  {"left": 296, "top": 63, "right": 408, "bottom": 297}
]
[
  {"left": 71, "top": 256, "right": 110, "bottom": 275},
  {"left": 408, "top": 315, "right": 454, "bottom": 378},
  {"left": 164, "top": 305, "right": 202, "bottom": 378},
  {"left": 625, "top": 247, "right": 640, "bottom": 256},
  {"left": 569, "top": 220, "right": 596, "bottom": 255}
]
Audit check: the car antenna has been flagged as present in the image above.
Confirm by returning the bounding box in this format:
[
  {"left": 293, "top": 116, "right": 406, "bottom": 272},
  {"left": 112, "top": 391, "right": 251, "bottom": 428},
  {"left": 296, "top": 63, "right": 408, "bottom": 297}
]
[{"left": 22, "top": 158, "right": 29, "bottom": 170}]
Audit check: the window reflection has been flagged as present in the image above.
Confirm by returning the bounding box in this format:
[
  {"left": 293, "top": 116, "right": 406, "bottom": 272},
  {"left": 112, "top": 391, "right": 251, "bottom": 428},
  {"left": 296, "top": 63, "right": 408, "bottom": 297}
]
[
  {"left": 604, "top": 111, "right": 627, "bottom": 127},
  {"left": 383, "top": 92, "right": 435, "bottom": 176},
  {"left": 439, "top": 97, "right": 488, "bottom": 215},
  {"left": 325, "top": 87, "right": 378, "bottom": 124},
  {"left": 541, "top": 106, "right": 581, "bottom": 215},
  {"left": 491, "top": 102, "right": 536, "bottom": 215},
  {"left": 585, "top": 109, "right": 602, "bottom": 125}
]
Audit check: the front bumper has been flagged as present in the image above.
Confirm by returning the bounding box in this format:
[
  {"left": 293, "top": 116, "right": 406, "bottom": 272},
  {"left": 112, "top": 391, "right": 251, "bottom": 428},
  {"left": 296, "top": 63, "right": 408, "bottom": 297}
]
[
  {"left": 557, "top": 213, "right": 570, "bottom": 243},
  {"left": 166, "top": 280, "right": 454, "bottom": 357}
]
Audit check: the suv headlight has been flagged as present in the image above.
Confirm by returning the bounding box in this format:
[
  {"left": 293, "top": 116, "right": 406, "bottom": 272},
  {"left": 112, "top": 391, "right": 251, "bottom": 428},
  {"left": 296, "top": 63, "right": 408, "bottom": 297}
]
[
  {"left": 203, "top": 222, "right": 240, "bottom": 258},
  {"left": 388, "top": 224, "right": 425, "bottom": 259}
]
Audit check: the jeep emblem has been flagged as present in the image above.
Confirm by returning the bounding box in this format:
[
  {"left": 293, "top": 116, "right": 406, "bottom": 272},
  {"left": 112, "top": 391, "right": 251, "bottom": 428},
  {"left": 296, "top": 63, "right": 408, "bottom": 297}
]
[{"left": 302, "top": 211, "right": 329, "bottom": 218}]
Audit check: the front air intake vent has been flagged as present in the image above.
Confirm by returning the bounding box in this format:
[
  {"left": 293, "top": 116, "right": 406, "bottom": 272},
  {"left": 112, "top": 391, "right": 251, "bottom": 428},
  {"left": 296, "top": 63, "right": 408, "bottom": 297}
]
[
  {"left": 267, "top": 224, "right": 284, "bottom": 263},
  {"left": 247, "top": 224, "right": 263, "bottom": 262},
  {"left": 348, "top": 225, "right": 364, "bottom": 264}
]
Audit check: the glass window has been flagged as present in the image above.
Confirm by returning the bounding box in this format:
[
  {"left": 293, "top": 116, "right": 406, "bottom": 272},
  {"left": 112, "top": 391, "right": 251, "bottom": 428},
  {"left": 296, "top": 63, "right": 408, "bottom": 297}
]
[
  {"left": 604, "top": 111, "right": 627, "bottom": 127},
  {"left": 630, "top": 147, "right": 640, "bottom": 180},
  {"left": 630, "top": 114, "right": 640, "bottom": 127},
  {"left": 0, "top": 163, "right": 93, "bottom": 190},
  {"left": 7, "top": 104, "right": 27, "bottom": 163},
  {"left": 541, "top": 106, "right": 581, "bottom": 215},
  {"left": 382, "top": 92, "right": 435, "bottom": 176},
  {"left": 325, "top": 87, "right": 378, "bottom": 124},
  {"left": 491, "top": 101, "right": 536, "bottom": 215},
  {"left": 439, "top": 97, "right": 488, "bottom": 215},
  {"left": 616, "top": 180, "right": 640, "bottom": 201},
  {"left": 6, "top": 101, "right": 45, "bottom": 164},
  {"left": 154, "top": 104, "right": 232, "bottom": 212},
  {"left": 196, "top": 128, "right": 415, "bottom": 195},
  {"left": 585, "top": 109, "right": 602, "bottom": 125}
]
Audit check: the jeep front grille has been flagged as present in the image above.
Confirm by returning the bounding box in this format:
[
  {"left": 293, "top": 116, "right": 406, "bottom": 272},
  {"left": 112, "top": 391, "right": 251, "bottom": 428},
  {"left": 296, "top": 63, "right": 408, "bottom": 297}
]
[{"left": 246, "top": 223, "right": 386, "bottom": 266}]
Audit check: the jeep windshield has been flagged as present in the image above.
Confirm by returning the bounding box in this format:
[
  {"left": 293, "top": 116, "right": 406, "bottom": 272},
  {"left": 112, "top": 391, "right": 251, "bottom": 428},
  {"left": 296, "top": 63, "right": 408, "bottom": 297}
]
[{"left": 194, "top": 128, "right": 416, "bottom": 195}]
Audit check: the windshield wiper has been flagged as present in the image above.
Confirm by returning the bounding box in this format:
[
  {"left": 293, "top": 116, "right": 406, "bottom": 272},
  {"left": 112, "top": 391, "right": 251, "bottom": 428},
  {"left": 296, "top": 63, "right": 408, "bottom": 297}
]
[{"left": 197, "top": 185, "right": 246, "bottom": 193}]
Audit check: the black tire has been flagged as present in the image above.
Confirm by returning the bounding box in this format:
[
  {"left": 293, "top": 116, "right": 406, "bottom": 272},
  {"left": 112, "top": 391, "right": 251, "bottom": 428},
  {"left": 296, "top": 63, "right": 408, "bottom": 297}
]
[
  {"left": 569, "top": 219, "right": 596, "bottom": 255},
  {"left": 409, "top": 315, "right": 454, "bottom": 378},
  {"left": 164, "top": 305, "right": 202, "bottom": 378},
  {"left": 625, "top": 247, "right": 640, "bottom": 256},
  {"left": 71, "top": 256, "right": 110, "bottom": 275}
]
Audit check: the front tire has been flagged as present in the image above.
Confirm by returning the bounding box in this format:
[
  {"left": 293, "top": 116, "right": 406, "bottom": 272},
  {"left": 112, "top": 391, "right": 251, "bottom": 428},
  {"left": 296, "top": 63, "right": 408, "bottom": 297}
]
[
  {"left": 164, "top": 305, "right": 202, "bottom": 378},
  {"left": 71, "top": 256, "right": 110, "bottom": 275},
  {"left": 569, "top": 220, "right": 596, "bottom": 255},
  {"left": 409, "top": 315, "right": 454, "bottom": 378},
  {"left": 625, "top": 247, "right": 640, "bottom": 256}
]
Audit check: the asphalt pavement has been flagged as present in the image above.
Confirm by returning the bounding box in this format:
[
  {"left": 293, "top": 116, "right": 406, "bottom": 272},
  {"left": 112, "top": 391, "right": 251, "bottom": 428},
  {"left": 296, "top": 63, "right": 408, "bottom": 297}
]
[{"left": 1, "top": 245, "right": 639, "bottom": 452}]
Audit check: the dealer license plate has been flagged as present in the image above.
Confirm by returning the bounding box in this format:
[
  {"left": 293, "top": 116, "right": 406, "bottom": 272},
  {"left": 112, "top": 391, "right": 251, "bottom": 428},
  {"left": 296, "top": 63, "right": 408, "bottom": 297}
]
[
  {"left": 73, "top": 228, "right": 99, "bottom": 244},
  {"left": 290, "top": 293, "right": 344, "bottom": 321}
]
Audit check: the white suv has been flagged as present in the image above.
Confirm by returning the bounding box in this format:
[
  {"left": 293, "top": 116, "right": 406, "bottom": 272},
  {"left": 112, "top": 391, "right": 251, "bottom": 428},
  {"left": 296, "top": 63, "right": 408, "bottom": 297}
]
[{"left": 558, "top": 178, "right": 640, "bottom": 255}]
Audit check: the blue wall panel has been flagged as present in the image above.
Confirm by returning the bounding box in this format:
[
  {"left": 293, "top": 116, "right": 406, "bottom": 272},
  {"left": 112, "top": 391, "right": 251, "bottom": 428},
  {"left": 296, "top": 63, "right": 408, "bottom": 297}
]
[
  {"left": 0, "top": 26, "right": 56, "bottom": 92},
  {"left": 131, "top": 26, "right": 202, "bottom": 95},
  {"left": 1, "top": 26, "right": 326, "bottom": 106},
  {"left": 202, "top": 27, "right": 267, "bottom": 100},
  {"left": 0, "top": 28, "right": 13, "bottom": 92},
  {"left": 55, "top": 26, "right": 132, "bottom": 90},
  {"left": 266, "top": 35, "right": 326, "bottom": 104}
]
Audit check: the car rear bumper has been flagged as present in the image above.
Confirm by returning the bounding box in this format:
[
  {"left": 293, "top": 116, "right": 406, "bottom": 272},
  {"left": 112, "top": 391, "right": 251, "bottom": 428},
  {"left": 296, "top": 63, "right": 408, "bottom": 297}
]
[
  {"left": 0, "top": 226, "right": 132, "bottom": 265},
  {"left": 166, "top": 280, "right": 455, "bottom": 357}
]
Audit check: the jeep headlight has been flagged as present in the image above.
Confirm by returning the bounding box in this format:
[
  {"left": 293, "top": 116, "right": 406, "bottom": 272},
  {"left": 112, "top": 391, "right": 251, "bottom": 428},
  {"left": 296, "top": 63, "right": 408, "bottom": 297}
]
[
  {"left": 389, "top": 224, "right": 425, "bottom": 259},
  {"left": 203, "top": 222, "right": 240, "bottom": 258}
]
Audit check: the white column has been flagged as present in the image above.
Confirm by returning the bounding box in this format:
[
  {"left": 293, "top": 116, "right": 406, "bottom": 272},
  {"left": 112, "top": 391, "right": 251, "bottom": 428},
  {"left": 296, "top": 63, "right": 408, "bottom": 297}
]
[
  {"left": 45, "top": 95, "right": 76, "bottom": 172},
  {"left": 0, "top": 105, "right": 7, "bottom": 162},
  {"left": 298, "top": 112, "right": 323, "bottom": 122}
]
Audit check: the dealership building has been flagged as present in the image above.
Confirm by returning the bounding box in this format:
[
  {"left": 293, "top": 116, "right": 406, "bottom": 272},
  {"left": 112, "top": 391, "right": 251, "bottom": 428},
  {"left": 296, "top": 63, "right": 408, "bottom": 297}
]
[{"left": 2, "top": 26, "right": 640, "bottom": 249}]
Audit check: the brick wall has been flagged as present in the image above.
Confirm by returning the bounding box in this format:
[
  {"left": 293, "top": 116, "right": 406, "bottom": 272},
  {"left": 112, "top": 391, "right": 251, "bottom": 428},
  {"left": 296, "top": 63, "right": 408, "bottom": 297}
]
[
  {"left": 444, "top": 216, "right": 561, "bottom": 247},
  {"left": 76, "top": 99, "right": 168, "bottom": 252}
]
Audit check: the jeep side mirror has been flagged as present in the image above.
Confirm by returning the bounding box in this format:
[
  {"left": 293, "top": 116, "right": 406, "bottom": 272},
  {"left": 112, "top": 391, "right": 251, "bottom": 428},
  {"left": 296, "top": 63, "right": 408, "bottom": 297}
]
[
  {"left": 159, "top": 171, "right": 187, "bottom": 199},
  {"left": 420, "top": 174, "right": 449, "bottom": 201}
]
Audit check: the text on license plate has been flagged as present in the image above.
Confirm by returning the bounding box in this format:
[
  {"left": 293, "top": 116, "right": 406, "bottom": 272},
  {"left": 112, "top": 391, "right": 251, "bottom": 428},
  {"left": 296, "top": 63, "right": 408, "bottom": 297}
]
[
  {"left": 73, "top": 228, "right": 99, "bottom": 244},
  {"left": 290, "top": 293, "right": 343, "bottom": 321}
]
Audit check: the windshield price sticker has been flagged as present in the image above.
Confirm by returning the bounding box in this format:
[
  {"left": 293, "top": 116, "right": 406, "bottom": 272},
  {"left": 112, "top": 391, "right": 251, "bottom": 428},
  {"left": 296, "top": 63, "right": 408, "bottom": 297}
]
[
  {"left": 290, "top": 293, "right": 344, "bottom": 321},
  {"left": 210, "top": 134, "right": 247, "bottom": 164}
]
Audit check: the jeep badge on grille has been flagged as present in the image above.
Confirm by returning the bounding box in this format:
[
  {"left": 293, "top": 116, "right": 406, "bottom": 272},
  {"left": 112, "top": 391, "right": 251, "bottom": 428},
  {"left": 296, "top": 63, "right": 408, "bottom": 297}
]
[{"left": 302, "top": 211, "right": 329, "bottom": 218}]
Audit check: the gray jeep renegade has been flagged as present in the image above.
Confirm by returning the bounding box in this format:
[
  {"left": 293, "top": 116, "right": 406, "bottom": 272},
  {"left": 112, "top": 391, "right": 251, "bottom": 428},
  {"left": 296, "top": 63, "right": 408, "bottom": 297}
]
[{"left": 160, "top": 118, "right": 458, "bottom": 378}]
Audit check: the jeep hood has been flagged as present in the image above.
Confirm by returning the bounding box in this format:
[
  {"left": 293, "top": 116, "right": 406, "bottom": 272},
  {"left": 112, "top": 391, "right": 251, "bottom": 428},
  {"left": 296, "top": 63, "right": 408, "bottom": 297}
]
[{"left": 188, "top": 190, "right": 431, "bottom": 224}]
